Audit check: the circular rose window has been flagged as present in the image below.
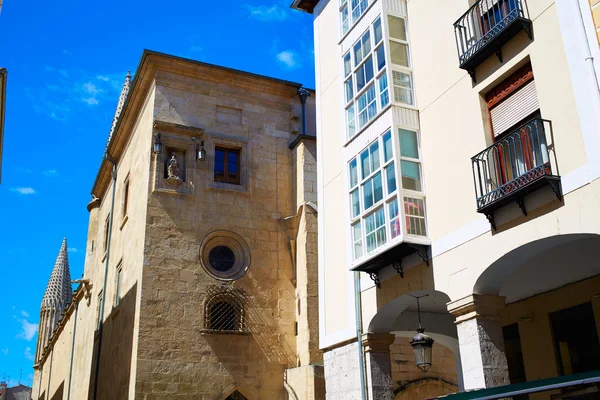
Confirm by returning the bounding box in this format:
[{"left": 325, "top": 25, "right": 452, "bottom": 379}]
[{"left": 200, "top": 231, "right": 250, "bottom": 280}]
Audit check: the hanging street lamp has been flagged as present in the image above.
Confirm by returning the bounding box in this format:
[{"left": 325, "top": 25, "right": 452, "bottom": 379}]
[{"left": 409, "top": 294, "right": 435, "bottom": 372}]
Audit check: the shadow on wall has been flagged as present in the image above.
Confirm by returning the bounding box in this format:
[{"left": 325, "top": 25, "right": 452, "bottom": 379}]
[
  {"left": 49, "top": 381, "right": 64, "bottom": 400},
  {"left": 87, "top": 283, "right": 137, "bottom": 400},
  {"left": 202, "top": 287, "right": 295, "bottom": 398}
]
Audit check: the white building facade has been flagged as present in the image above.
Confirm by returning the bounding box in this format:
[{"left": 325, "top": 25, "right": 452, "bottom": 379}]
[{"left": 293, "top": 0, "right": 600, "bottom": 398}]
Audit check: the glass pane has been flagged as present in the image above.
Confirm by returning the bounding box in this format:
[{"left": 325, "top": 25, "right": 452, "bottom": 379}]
[
  {"left": 214, "top": 149, "right": 225, "bottom": 180},
  {"left": 395, "top": 86, "right": 413, "bottom": 105},
  {"left": 379, "top": 74, "right": 389, "bottom": 108},
  {"left": 374, "top": 17, "right": 382, "bottom": 44},
  {"left": 356, "top": 66, "right": 366, "bottom": 92},
  {"left": 373, "top": 172, "right": 383, "bottom": 204},
  {"left": 353, "top": 41, "right": 363, "bottom": 67},
  {"left": 360, "top": 148, "right": 370, "bottom": 179},
  {"left": 345, "top": 78, "right": 354, "bottom": 103},
  {"left": 383, "top": 131, "right": 393, "bottom": 162},
  {"left": 390, "top": 41, "right": 409, "bottom": 67},
  {"left": 388, "top": 15, "right": 407, "bottom": 41},
  {"left": 401, "top": 160, "right": 422, "bottom": 191},
  {"left": 389, "top": 198, "right": 399, "bottom": 219},
  {"left": 358, "top": 87, "right": 368, "bottom": 111},
  {"left": 376, "top": 45, "right": 386, "bottom": 71},
  {"left": 362, "top": 30, "right": 371, "bottom": 56},
  {"left": 349, "top": 158, "right": 358, "bottom": 187},
  {"left": 364, "top": 57, "right": 374, "bottom": 84},
  {"left": 351, "top": 189, "right": 360, "bottom": 217},
  {"left": 363, "top": 178, "right": 374, "bottom": 209},
  {"left": 366, "top": 232, "right": 377, "bottom": 253},
  {"left": 370, "top": 140, "right": 380, "bottom": 172},
  {"left": 353, "top": 222, "right": 363, "bottom": 259},
  {"left": 347, "top": 105, "right": 356, "bottom": 137},
  {"left": 385, "top": 163, "right": 396, "bottom": 194},
  {"left": 365, "top": 212, "right": 375, "bottom": 234},
  {"left": 344, "top": 52, "right": 352, "bottom": 77},
  {"left": 399, "top": 129, "right": 419, "bottom": 158},
  {"left": 341, "top": 6, "right": 349, "bottom": 35}
]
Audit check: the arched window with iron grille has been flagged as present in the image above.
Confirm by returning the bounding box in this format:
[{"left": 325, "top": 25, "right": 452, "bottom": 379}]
[{"left": 203, "top": 285, "right": 246, "bottom": 334}]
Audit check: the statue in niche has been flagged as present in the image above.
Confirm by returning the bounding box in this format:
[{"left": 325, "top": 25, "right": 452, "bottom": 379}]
[{"left": 167, "top": 152, "right": 181, "bottom": 182}]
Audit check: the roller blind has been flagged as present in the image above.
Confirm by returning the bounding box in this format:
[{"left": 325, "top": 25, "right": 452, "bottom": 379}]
[{"left": 490, "top": 80, "right": 539, "bottom": 137}]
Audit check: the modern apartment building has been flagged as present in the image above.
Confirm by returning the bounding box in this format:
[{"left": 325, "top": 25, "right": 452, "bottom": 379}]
[{"left": 293, "top": 0, "right": 600, "bottom": 398}]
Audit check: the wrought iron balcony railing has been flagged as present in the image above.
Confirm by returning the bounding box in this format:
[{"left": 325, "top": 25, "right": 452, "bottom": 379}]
[
  {"left": 471, "top": 119, "right": 562, "bottom": 230},
  {"left": 454, "top": 0, "right": 532, "bottom": 80}
]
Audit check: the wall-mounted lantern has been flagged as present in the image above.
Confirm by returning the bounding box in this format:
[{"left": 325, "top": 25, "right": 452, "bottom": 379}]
[
  {"left": 409, "top": 294, "right": 435, "bottom": 372},
  {"left": 153, "top": 132, "right": 163, "bottom": 154},
  {"left": 197, "top": 140, "right": 206, "bottom": 161}
]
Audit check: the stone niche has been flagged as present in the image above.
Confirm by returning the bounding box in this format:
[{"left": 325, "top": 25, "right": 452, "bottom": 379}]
[{"left": 152, "top": 122, "right": 203, "bottom": 196}]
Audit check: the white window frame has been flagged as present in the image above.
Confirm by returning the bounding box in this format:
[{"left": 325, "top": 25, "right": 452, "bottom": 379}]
[
  {"left": 348, "top": 131, "right": 402, "bottom": 261},
  {"left": 385, "top": 13, "right": 415, "bottom": 107},
  {"left": 343, "top": 17, "right": 390, "bottom": 139}
]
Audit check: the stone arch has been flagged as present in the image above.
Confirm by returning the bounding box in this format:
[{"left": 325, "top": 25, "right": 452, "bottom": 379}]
[
  {"left": 474, "top": 233, "right": 600, "bottom": 303},
  {"left": 394, "top": 377, "right": 458, "bottom": 400}
]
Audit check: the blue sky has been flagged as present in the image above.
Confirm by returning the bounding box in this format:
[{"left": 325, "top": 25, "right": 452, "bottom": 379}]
[{"left": 0, "top": 0, "right": 314, "bottom": 387}]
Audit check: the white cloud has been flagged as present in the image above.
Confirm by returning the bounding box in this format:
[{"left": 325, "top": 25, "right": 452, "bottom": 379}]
[
  {"left": 17, "top": 319, "right": 38, "bottom": 341},
  {"left": 63, "top": 49, "right": 72, "bottom": 55},
  {"left": 1, "top": 348, "right": 8, "bottom": 355},
  {"left": 96, "top": 75, "right": 110, "bottom": 82},
  {"left": 276, "top": 50, "right": 300, "bottom": 68},
  {"left": 82, "top": 97, "right": 99, "bottom": 105},
  {"left": 21, "top": 311, "right": 29, "bottom": 318},
  {"left": 247, "top": 5, "right": 288, "bottom": 21},
  {"left": 42, "top": 169, "right": 59, "bottom": 177},
  {"left": 24, "top": 347, "right": 34, "bottom": 361},
  {"left": 68, "top": 247, "right": 78, "bottom": 253},
  {"left": 82, "top": 82, "right": 100, "bottom": 95},
  {"left": 11, "top": 187, "right": 36, "bottom": 195}
]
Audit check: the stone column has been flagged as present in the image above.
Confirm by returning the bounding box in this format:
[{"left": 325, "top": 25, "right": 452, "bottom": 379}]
[
  {"left": 448, "top": 294, "right": 510, "bottom": 390},
  {"left": 362, "top": 332, "right": 395, "bottom": 400}
]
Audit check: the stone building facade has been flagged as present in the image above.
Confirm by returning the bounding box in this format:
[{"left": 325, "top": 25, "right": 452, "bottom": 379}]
[{"left": 32, "top": 50, "right": 323, "bottom": 400}]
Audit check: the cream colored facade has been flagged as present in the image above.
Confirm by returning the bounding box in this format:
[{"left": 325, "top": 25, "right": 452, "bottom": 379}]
[
  {"left": 295, "top": 0, "right": 600, "bottom": 398},
  {"left": 33, "top": 50, "right": 325, "bottom": 400}
]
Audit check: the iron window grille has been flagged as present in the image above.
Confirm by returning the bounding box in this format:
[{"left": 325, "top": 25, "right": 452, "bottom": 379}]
[{"left": 203, "top": 285, "right": 247, "bottom": 334}]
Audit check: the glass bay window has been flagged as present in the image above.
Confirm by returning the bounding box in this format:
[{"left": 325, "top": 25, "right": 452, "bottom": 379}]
[
  {"left": 344, "top": 17, "right": 389, "bottom": 139},
  {"left": 349, "top": 128, "right": 427, "bottom": 262}
]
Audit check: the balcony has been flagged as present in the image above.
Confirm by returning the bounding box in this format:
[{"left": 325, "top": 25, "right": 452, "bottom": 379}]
[
  {"left": 454, "top": 0, "right": 532, "bottom": 81},
  {"left": 472, "top": 119, "right": 562, "bottom": 230}
]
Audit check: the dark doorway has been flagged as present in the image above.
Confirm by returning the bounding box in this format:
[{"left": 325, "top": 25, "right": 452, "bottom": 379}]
[
  {"left": 225, "top": 390, "right": 248, "bottom": 400},
  {"left": 503, "top": 323, "right": 528, "bottom": 399},
  {"left": 550, "top": 302, "right": 600, "bottom": 375}
]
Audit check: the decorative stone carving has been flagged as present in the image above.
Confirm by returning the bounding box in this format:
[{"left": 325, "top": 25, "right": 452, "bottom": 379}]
[{"left": 167, "top": 152, "right": 182, "bottom": 184}]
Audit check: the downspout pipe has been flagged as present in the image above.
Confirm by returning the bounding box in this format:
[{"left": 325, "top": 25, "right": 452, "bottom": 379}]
[
  {"left": 66, "top": 299, "right": 79, "bottom": 400},
  {"left": 297, "top": 88, "right": 310, "bottom": 136},
  {"left": 354, "top": 272, "right": 368, "bottom": 400},
  {"left": 92, "top": 155, "right": 117, "bottom": 400}
]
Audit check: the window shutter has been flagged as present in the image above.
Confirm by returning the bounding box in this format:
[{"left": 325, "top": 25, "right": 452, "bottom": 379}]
[{"left": 489, "top": 79, "right": 539, "bottom": 137}]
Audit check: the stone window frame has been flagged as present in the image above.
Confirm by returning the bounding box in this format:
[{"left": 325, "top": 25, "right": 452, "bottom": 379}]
[
  {"left": 119, "top": 172, "right": 130, "bottom": 230},
  {"left": 151, "top": 128, "right": 199, "bottom": 197},
  {"left": 114, "top": 259, "right": 123, "bottom": 308},
  {"left": 206, "top": 133, "right": 250, "bottom": 194},
  {"left": 199, "top": 230, "right": 251, "bottom": 281}
]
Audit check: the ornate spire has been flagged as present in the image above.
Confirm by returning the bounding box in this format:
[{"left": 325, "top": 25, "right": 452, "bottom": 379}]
[
  {"left": 105, "top": 71, "right": 132, "bottom": 150},
  {"left": 41, "top": 238, "right": 72, "bottom": 310},
  {"left": 36, "top": 238, "right": 72, "bottom": 362}
]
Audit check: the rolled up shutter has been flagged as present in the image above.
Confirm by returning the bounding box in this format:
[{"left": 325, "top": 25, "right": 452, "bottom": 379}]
[{"left": 489, "top": 79, "right": 539, "bottom": 137}]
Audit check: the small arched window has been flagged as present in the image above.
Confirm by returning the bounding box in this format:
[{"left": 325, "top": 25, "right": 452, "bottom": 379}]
[{"left": 204, "top": 285, "right": 246, "bottom": 334}]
